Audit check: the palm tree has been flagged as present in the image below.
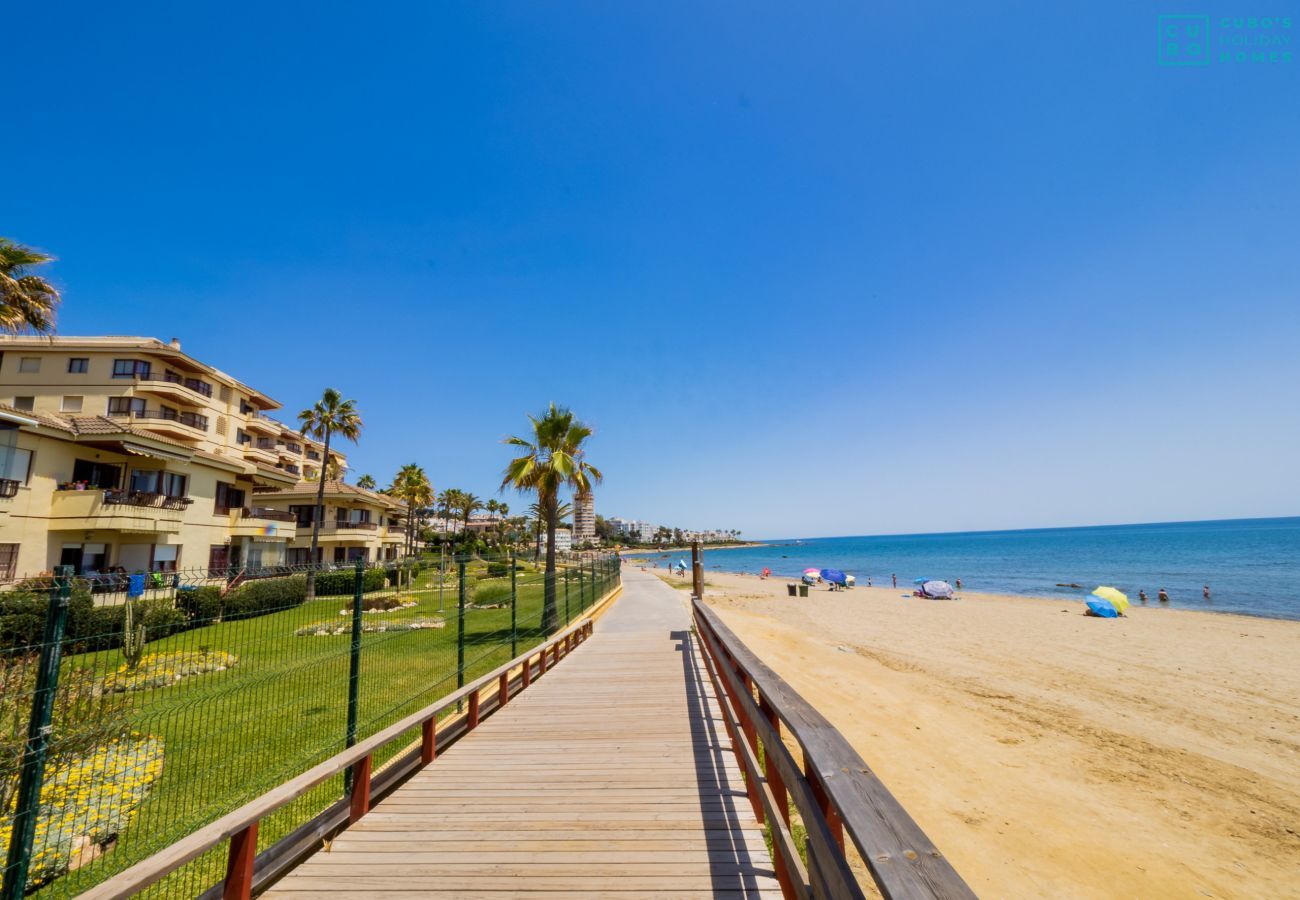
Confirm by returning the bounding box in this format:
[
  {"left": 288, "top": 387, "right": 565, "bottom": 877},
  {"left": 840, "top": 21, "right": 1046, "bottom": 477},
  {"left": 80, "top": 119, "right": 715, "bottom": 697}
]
[
  {"left": 457, "top": 492, "right": 485, "bottom": 531},
  {"left": 298, "top": 388, "right": 363, "bottom": 599},
  {"left": 389, "top": 464, "right": 434, "bottom": 558},
  {"left": 356, "top": 474, "right": 377, "bottom": 490},
  {"left": 502, "top": 405, "right": 601, "bottom": 633},
  {"left": 439, "top": 488, "right": 464, "bottom": 538},
  {"left": 0, "top": 238, "right": 61, "bottom": 334}
]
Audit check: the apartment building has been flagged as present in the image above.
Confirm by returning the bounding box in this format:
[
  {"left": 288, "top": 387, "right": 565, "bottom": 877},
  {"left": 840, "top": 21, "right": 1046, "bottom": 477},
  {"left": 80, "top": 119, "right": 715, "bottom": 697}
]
[
  {"left": 0, "top": 336, "right": 346, "bottom": 579},
  {"left": 253, "top": 481, "right": 407, "bottom": 564},
  {"left": 573, "top": 491, "right": 595, "bottom": 546}
]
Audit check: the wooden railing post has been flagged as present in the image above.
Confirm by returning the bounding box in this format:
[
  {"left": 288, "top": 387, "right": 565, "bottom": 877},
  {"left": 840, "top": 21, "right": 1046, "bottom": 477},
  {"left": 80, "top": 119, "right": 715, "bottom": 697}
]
[
  {"left": 349, "top": 755, "right": 371, "bottom": 823},
  {"left": 805, "top": 749, "right": 844, "bottom": 851},
  {"left": 468, "top": 689, "right": 480, "bottom": 730},
  {"left": 538, "top": 646, "right": 548, "bottom": 676},
  {"left": 499, "top": 671, "right": 509, "bottom": 708},
  {"left": 223, "top": 822, "right": 257, "bottom": 900},
  {"left": 523, "top": 653, "right": 533, "bottom": 686},
  {"left": 421, "top": 717, "right": 436, "bottom": 765}
]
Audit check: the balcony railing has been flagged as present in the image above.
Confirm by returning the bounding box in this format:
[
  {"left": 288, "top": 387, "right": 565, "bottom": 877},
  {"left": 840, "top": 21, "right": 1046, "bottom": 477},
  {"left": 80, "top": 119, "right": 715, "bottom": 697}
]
[
  {"left": 0, "top": 478, "right": 19, "bottom": 499},
  {"left": 282, "top": 442, "right": 302, "bottom": 454},
  {"left": 103, "top": 490, "right": 193, "bottom": 510},
  {"left": 109, "top": 409, "right": 209, "bottom": 431},
  {"left": 134, "top": 372, "right": 213, "bottom": 398},
  {"left": 306, "top": 451, "right": 321, "bottom": 461},
  {"left": 242, "top": 507, "right": 298, "bottom": 522},
  {"left": 280, "top": 464, "right": 301, "bottom": 476},
  {"left": 330, "top": 521, "right": 378, "bottom": 531},
  {"left": 256, "top": 439, "right": 277, "bottom": 450}
]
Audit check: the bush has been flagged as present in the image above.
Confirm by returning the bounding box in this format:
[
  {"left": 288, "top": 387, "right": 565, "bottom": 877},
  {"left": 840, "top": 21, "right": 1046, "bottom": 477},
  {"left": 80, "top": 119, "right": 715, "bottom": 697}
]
[
  {"left": 486, "top": 562, "right": 511, "bottom": 578},
  {"left": 140, "top": 599, "right": 188, "bottom": 639},
  {"left": 223, "top": 575, "right": 307, "bottom": 620},
  {"left": 473, "top": 581, "right": 512, "bottom": 606},
  {"left": 312, "top": 568, "right": 386, "bottom": 597},
  {"left": 176, "top": 586, "right": 223, "bottom": 625}
]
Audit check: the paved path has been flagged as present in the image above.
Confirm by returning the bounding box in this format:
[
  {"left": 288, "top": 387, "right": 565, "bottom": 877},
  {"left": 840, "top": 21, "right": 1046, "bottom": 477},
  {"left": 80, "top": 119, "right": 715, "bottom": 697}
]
[{"left": 266, "top": 568, "right": 780, "bottom": 898}]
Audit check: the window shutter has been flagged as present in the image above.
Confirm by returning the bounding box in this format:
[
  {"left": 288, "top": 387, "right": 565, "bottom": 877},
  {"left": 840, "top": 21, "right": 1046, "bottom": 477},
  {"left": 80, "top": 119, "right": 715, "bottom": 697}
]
[{"left": 216, "top": 415, "right": 228, "bottom": 436}]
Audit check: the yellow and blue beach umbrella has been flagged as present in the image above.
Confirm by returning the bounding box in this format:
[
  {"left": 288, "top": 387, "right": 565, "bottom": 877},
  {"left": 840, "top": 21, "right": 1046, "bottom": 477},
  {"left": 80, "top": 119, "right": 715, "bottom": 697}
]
[{"left": 1086, "top": 586, "right": 1130, "bottom": 618}]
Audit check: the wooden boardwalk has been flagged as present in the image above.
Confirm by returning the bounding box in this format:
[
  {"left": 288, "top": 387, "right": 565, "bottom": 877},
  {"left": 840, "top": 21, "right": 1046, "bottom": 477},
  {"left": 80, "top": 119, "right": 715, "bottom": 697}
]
[{"left": 266, "top": 568, "right": 781, "bottom": 898}]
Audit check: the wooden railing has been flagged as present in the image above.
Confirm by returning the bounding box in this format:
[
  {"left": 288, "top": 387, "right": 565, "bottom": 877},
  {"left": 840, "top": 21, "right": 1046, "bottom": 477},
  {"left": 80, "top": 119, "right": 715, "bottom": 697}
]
[
  {"left": 80, "top": 614, "right": 602, "bottom": 900},
  {"left": 692, "top": 596, "right": 976, "bottom": 900}
]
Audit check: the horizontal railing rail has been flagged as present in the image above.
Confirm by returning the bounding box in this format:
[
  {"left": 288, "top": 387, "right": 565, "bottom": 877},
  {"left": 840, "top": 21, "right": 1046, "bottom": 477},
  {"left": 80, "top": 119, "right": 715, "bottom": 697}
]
[
  {"left": 692, "top": 596, "right": 977, "bottom": 900},
  {"left": 78, "top": 609, "right": 604, "bottom": 900},
  {"left": 240, "top": 507, "right": 297, "bottom": 522},
  {"left": 103, "top": 489, "right": 193, "bottom": 510}
]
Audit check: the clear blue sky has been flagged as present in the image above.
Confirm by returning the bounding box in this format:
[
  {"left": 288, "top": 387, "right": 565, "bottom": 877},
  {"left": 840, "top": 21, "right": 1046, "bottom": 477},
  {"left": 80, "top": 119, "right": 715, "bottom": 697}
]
[{"left": 8, "top": 1, "right": 1299, "bottom": 538}]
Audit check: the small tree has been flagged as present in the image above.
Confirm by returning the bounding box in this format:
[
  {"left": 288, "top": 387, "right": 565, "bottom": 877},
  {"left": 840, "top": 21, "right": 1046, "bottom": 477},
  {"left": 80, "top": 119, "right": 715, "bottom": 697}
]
[{"left": 298, "top": 389, "right": 363, "bottom": 599}]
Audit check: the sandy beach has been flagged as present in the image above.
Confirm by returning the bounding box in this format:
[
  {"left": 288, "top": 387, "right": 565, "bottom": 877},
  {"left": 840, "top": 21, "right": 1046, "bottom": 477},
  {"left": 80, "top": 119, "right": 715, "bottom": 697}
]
[{"left": 658, "top": 568, "right": 1300, "bottom": 898}]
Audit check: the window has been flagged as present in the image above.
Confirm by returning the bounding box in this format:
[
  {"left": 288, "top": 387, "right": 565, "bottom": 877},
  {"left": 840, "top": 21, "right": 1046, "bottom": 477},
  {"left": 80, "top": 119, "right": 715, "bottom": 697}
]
[
  {"left": 0, "top": 447, "right": 30, "bottom": 488},
  {"left": 289, "top": 504, "right": 318, "bottom": 526},
  {"left": 153, "top": 544, "right": 178, "bottom": 572},
  {"left": 18, "top": 358, "right": 40, "bottom": 374},
  {"left": 161, "top": 472, "right": 187, "bottom": 497},
  {"left": 107, "top": 397, "right": 146, "bottom": 416},
  {"left": 0, "top": 544, "right": 18, "bottom": 580},
  {"left": 112, "top": 359, "right": 151, "bottom": 378},
  {"left": 214, "top": 482, "right": 246, "bottom": 514},
  {"left": 71, "top": 459, "right": 121, "bottom": 489},
  {"left": 61, "top": 396, "right": 83, "bottom": 413},
  {"left": 12, "top": 397, "right": 34, "bottom": 412},
  {"left": 239, "top": 399, "right": 253, "bottom": 415},
  {"left": 68, "top": 358, "right": 89, "bottom": 374},
  {"left": 129, "top": 469, "right": 160, "bottom": 493},
  {"left": 235, "top": 429, "right": 251, "bottom": 445}
]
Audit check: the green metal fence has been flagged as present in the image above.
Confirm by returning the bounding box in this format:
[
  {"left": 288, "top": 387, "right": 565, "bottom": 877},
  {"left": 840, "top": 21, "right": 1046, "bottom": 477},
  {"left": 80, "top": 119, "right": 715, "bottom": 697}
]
[{"left": 0, "top": 550, "right": 621, "bottom": 898}]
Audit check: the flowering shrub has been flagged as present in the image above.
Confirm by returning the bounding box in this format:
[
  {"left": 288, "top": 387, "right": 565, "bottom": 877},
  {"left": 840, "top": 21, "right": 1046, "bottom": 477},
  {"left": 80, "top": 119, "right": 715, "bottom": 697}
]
[
  {"left": 296, "top": 617, "right": 445, "bottom": 637},
  {"left": 0, "top": 735, "right": 163, "bottom": 888},
  {"left": 102, "top": 651, "right": 238, "bottom": 693}
]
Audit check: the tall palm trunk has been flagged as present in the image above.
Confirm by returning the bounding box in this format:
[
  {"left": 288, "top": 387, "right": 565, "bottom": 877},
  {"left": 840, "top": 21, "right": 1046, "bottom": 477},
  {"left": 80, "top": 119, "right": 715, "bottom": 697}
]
[
  {"left": 543, "top": 490, "right": 559, "bottom": 633},
  {"left": 306, "top": 427, "right": 332, "bottom": 600}
]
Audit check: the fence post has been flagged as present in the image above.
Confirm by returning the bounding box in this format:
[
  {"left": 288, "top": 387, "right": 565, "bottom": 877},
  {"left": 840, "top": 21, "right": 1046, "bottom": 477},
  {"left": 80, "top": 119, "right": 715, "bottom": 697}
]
[
  {"left": 563, "top": 565, "right": 571, "bottom": 625},
  {"left": 343, "top": 559, "right": 364, "bottom": 794},
  {"left": 457, "top": 559, "right": 467, "bottom": 700},
  {"left": 591, "top": 557, "right": 598, "bottom": 606},
  {"left": 2, "top": 565, "right": 74, "bottom": 900},
  {"left": 510, "top": 549, "right": 518, "bottom": 658}
]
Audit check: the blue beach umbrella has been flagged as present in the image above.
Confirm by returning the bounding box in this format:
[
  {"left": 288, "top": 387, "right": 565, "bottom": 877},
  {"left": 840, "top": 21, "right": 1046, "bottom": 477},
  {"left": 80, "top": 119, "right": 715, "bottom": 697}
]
[
  {"left": 913, "top": 578, "right": 929, "bottom": 584},
  {"left": 820, "top": 568, "right": 847, "bottom": 586},
  {"left": 1085, "top": 597, "right": 1120, "bottom": 618}
]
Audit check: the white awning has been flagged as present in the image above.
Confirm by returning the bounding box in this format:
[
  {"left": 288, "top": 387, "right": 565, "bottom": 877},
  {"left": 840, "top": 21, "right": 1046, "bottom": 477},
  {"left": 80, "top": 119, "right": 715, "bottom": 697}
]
[{"left": 120, "top": 442, "right": 194, "bottom": 463}]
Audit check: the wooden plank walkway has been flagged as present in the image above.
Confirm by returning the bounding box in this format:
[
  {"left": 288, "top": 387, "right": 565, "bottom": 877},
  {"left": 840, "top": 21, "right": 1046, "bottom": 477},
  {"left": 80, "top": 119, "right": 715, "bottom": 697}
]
[{"left": 266, "top": 568, "right": 781, "bottom": 898}]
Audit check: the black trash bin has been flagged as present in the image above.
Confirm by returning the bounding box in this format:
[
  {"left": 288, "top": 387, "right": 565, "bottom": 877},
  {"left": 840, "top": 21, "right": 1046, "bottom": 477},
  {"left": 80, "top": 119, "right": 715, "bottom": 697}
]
[{"left": 786, "top": 583, "right": 797, "bottom": 597}]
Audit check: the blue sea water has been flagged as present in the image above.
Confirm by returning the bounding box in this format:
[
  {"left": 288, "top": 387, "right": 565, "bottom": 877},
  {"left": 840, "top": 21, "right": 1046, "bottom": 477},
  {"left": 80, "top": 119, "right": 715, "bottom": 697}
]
[{"left": 660, "top": 517, "right": 1300, "bottom": 621}]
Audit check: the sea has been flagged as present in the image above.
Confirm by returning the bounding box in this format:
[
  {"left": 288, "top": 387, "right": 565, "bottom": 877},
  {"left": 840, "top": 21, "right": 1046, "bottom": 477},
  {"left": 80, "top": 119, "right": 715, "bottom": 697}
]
[{"left": 648, "top": 517, "right": 1300, "bottom": 621}]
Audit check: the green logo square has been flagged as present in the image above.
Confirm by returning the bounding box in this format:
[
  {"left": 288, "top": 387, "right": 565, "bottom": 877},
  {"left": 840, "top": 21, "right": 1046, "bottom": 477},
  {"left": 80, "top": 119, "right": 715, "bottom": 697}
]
[{"left": 1159, "top": 14, "right": 1211, "bottom": 65}]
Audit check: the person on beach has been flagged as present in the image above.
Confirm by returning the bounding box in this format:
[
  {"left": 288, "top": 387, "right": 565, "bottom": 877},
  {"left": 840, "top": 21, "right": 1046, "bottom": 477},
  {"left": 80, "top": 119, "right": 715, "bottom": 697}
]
[
  {"left": 1139, "top": 589, "right": 1148, "bottom": 603},
  {"left": 867, "top": 576, "right": 872, "bottom": 587},
  {"left": 955, "top": 578, "right": 962, "bottom": 590},
  {"left": 1158, "top": 588, "right": 1170, "bottom": 602},
  {"left": 892, "top": 574, "right": 897, "bottom": 588},
  {"left": 1203, "top": 584, "right": 1211, "bottom": 600}
]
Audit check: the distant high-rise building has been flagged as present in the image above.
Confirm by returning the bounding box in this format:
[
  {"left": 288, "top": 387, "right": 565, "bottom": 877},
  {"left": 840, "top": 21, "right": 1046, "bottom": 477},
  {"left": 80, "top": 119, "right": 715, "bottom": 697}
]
[{"left": 573, "top": 490, "right": 595, "bottom": 546}]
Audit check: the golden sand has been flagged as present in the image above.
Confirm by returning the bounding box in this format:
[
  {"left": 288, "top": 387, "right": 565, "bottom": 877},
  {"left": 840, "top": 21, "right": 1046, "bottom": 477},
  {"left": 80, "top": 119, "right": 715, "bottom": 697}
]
[{"left": 664, "top": 568, "right": 1300, "bottom": 899}]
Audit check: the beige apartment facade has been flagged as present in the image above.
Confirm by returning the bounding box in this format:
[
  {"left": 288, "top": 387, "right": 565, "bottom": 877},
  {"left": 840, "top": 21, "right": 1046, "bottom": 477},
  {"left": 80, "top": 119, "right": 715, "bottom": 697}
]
[
  {"left": 0, "top": 336, "right": 347, "bottom": 581},
  {"left": 254, "top": 481, "right": 407, "bottom": 565}
]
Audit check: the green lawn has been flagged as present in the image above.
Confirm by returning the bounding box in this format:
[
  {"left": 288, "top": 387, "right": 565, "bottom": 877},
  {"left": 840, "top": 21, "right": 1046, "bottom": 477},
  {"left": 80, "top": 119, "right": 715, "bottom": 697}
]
[{"left": 35, "top": 559, "right": 616, "bottom": 898}]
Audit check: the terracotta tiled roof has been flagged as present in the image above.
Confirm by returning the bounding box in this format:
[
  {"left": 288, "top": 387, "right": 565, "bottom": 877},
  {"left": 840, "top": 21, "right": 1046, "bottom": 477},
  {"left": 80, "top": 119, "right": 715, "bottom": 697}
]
[
  {"left": 1, "top": 407, "right": 196, "bottom": 452},
  {"left": 262, "top": 480, "right": 407, "bottom": 510}
]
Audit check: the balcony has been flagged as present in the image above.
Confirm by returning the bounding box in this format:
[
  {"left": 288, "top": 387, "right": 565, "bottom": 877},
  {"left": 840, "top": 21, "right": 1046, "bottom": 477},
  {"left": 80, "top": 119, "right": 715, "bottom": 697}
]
[
  {"left": 132, "top": 373, "right": 211, "bottom": 405},
  {"left": 50, "top": 488, "right": 185, "bottom": 534},
  {"left": 245, "top": 414, "right": 280, "bottom": 436},
  {"left": 306, "top": 450, "right": 322, "bottom": 462},
  {"left": 242, "top": 507, "right": 297, "bottom": 522},
  {"left": 229, "top": 506, "right": 298, "bottom": 539},
  {"left": 281, "top": 442, "right": 303, "bottom": 455},
  {"left": 109, "top": 408, "right": 208, "bottom": 441},
  {"left": 0, "top": 479, "right": 19, "bottom": 499},
  {"left": 278, "top": 463, "right": 301, "bottom": 477}
]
